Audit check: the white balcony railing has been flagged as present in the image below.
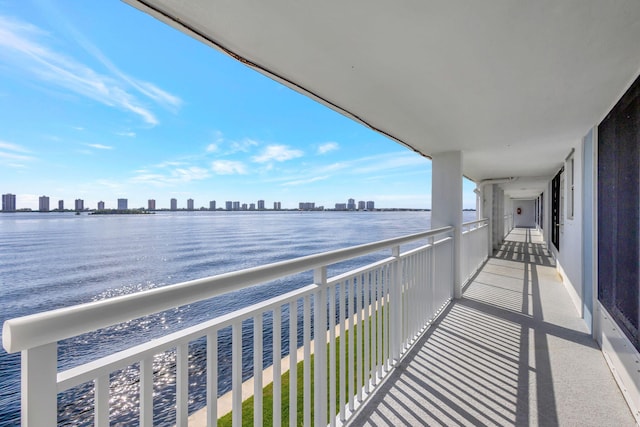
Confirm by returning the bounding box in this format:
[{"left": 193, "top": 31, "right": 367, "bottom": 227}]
[
  {"left": 504, "top": 213, "right": 514, "bottom": 237},
  {"left": 461, "top": 218, "right": 489, "bottom": 286},
  {"left": 2, "top": 222, "right": 488, "bottom": 426}
]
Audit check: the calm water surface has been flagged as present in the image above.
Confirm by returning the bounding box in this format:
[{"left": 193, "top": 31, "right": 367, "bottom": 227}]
[{"left": 0, "top": 210, "right": 475, "bottom": 425}]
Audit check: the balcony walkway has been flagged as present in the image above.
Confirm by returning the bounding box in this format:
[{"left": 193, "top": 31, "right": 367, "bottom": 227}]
[{"left": 351, "top": 228, "right": 634, "bottom": 426}]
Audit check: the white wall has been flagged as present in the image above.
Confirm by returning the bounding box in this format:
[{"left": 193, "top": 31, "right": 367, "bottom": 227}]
[
  {"left": 557, "top": 142, "right": 584, "bottom": 315},
  {"left": 514, "top": 200, "right": 535, "bottom": 227}
]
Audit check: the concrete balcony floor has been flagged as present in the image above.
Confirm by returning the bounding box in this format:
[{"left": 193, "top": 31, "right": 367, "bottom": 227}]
[{"left": 351, "top": 228, "right": 634, "bottom": 426}]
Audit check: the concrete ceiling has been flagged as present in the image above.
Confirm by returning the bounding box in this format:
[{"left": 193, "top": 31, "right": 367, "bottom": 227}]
[{"left": 125, "top": 0, "right": 640, "bottom": 198}]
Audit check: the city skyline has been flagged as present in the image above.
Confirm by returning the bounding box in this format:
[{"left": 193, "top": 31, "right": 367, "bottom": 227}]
[
  {"left": 0, "top": 2, "right": 477, "bottom": 211},
  {"left": 1, "top": 192, "right": 388, "bottom": 212}
]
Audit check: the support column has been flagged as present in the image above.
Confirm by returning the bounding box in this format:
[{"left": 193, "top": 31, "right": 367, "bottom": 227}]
[
  {"left": 431, "top": 151, "right": 463, "bottom": 299},
  {"left": 482, "top": 184, "right": 494, "bottom": 255}
]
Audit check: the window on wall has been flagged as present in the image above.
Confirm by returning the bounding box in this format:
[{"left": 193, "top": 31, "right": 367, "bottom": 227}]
[
  {"left": 598, "top": 73, "right": 640, "bottom": 352},
  {"left": 568, "top": 156, "right": 575, "bottom": 220},
  {"left": 551, "top": 169, "right": 563, "bottom": 251},
  {"left": 540, "top": 193, "right": 543, "bottom": 230}
]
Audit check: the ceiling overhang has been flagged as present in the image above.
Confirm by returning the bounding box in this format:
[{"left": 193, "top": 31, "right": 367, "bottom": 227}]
[{"left": 124, "top": 1, "right": 640, "bottom": 197}]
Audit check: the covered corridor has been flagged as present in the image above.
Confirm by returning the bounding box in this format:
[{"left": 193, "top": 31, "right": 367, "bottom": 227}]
[{"left": 351, "top": 228, "right": 633, "bottom": 426}]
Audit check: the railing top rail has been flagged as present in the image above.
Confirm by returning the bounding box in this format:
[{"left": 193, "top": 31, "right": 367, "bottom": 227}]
[
  {"left": 3, "top": 226, "right": 453, "bottom": 353},
  {"left": 462, "top": 218, "right": 489, "bottom": 227}
]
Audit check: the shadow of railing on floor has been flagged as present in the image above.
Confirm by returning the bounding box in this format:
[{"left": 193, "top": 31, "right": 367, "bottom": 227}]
[{"left": 351, "top": 228, "right": 597, "bottom": 426}]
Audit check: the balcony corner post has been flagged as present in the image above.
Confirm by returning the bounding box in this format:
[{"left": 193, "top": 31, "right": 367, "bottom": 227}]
[{"left": 22, "top": 343, "right": 57, "bottom": 427}]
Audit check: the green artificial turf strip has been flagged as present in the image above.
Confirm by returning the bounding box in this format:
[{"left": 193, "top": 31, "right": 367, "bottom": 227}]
[{"left": 217, "top": 308, "right": 387, "bottom": 426}]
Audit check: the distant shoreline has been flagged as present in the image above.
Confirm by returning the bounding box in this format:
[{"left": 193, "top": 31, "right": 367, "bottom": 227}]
[
  {"left": 89, "top": 209, "right": 154, "bottom": 215},
  {"left": 2, "top": 208, "right": 477, "bottom": 213}
]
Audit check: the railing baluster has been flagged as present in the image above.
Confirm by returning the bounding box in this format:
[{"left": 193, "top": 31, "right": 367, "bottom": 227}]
[
  {"left": 339, "top": 282, "right": 346, "bottom": 422},
  {"left": 376, "top": 270, "right": 383, "bottom": 379},
  {"left": 406, "top": 255, "right": 413, "bottom": 343},
  {"left": 356, "top": 275, "right": 363, "bottom": 402},
  {"left": 421, "top": 247, "right": 428, "bottom": 327},
  {"left": 254, "top": 314, "right": 263, "bottom": 427},
  {"left": 176, "top": 342, "right": 189, "bottom": 427},
  {"left": 289, "top": 301, "right": 298, "bottom": 427},
  {"left": 348, "top": 278, "right": 355, "bottom": 412},
  {"left": 140, "top": 356, "right": 153, "bottom": 427},
  {"left": 391, "top": 246, "right": 402, "bottom": 364},
  {"left": 328, "top": 284, "right": 337, "bottom": 427},
  {"left": 94, "top": 374, "right": 109, "bottom": 427},
  {"left": 414, "top": 253, "right": 421, "bottom": 334},
  {"left": 207, "top": 331, "right": 218, "bottom": 427},
  {"left": 313, "top": 267, "right": 327, "bottom": 427},
  {"left": 364, "top": 271, "right": 370, "bottom": 394},
  {"left": 370, "top": 271, "right": 377, "bottom": 386},
  {"left": 430, "top": 237, "right": 437, "bottom": 316},
  {"left": 385, "top": 265, "right": 391, "bottom": 372},
  {"left": 232, "top": 323, "right": 242, "bottom": 427},
  {"left": 303, "top": 295, "right": 311, "bottom": 427},
  {"left": 273, "top": 306, "right": 282, "bottom": 427}
]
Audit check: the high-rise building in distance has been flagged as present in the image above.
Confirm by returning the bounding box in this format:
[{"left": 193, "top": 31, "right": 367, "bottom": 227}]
[
  {"left": 366, "top": 201, "right": 375, "bottom": 210},
  {"left": 257, "top": 200, "right": 265, "bottom": 210},
  {"left": 241, "top": 203, "right": 248, "bottom": 210},
  {"left": 58, "top": 200, "right": 64, "bottom": 211},
  {"left": 225, "top": 201, "right": 233, "bottom": 211},
  {"left": 97, "top": 201, "right": 105, "bottom": 210},
  {"left": 75, "top": 199, "right": 84, "bottom": 211},
  {"left": 299, "top": 202, "right": 315, "bottom": 210},
  {"left": 209, "top": 200, "right": 216, "bottom": 211},
  {"left": 170, "top": 198, "right": 177, "bottom": 211},
  {"left": 2, "top": 193, "right": 16, "bottom": 212},
  {"left": 347, "top": 198, "right": 356, "bottom": 210},
  {"left": 249, "top": 203, "right": 255, "bottom": 210},
  {"left": 233, "top": 201, "right": 240, "bottom": 211},
  {"left": 273, "top": 201, "right": 281, "bottom": 210},
  {"left": 39, "top": 196, "right": 50, "bottom": 212},
  {"left": 335, "top": 203, "right": 347, "bottom": 210},
  {"left": 117, "top": 198, "right": 128, "bottom": 210},
  {"left": 187, "top": 198, "right": 194, "bottom": 210},
  {"left": 148, "top": 199, "right": 156, "bottom": 210},
  {"left": 358, "top": 200, "right": 366, "bottom": 210}
]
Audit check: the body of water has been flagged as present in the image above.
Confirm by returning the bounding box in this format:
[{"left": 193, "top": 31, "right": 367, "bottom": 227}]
[{"left": 0, "top": 210, "right": 476, "bottom": 425}]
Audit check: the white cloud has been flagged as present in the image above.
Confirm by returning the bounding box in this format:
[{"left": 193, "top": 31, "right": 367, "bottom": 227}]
[
  {"left": 0, "top": 141, "right": 35, "bottom": 166},
  {"left": 281, "top": 175, "right": 330, "bottom": 186},
  {"left": 212, "top": 160, "right": 247, "bottom": 175},
  {"left": 227, "top": 138, "right": 258, "bottom": 154},
  {"left": 0, "top": 151, "right": 34, "bottom": 161},
  {"left": 252, "top": 145, "right": 303, "bottom": 163},
  {"left": 86, "top": 143, "right": 113, "bottom": 150},
  {"left": 255, "top": 151, "right": 428, "bottom": 189},
  {"left": 0, "top": 141, "right": 31, "bottom": 153},
  {"left": 172, "top": 166, "right": 210, "bottom": 181},
  {"left": 206, "top": 143, "right": 218, "bottom": 153},
  {"left": 155, "top": 160, "right": 188, "bottom": 168},
  {"left": 129, "top": 173, "right": 168, "bottom": 186},
  {"left": 95, "top": 179, "right": 122, "bottom": 189},
  {"left": 135, "top": 81, "right": 182, "bottom": 110},
  {"left": 376, "top": 194, "right": 428, "bottom": 201},
  {"left": 350, "top": 152, "right": 429, "bottom": 174},
  {"left": 130, "top": 165, "right": 210, "bottom": 186},
  {"left": 116, "top": 131, "right": 136, "bottom": 137},
  {"left": 0, "top": 15, "right": 182, "bottom": 126},
  {"left": 317, "top": 142, "right": 339, "bottom": 154}
]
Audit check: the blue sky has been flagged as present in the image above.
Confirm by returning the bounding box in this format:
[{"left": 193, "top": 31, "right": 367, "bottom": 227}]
[{"left": 0, "top": 1, "right": 477, "bottom": 210}]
